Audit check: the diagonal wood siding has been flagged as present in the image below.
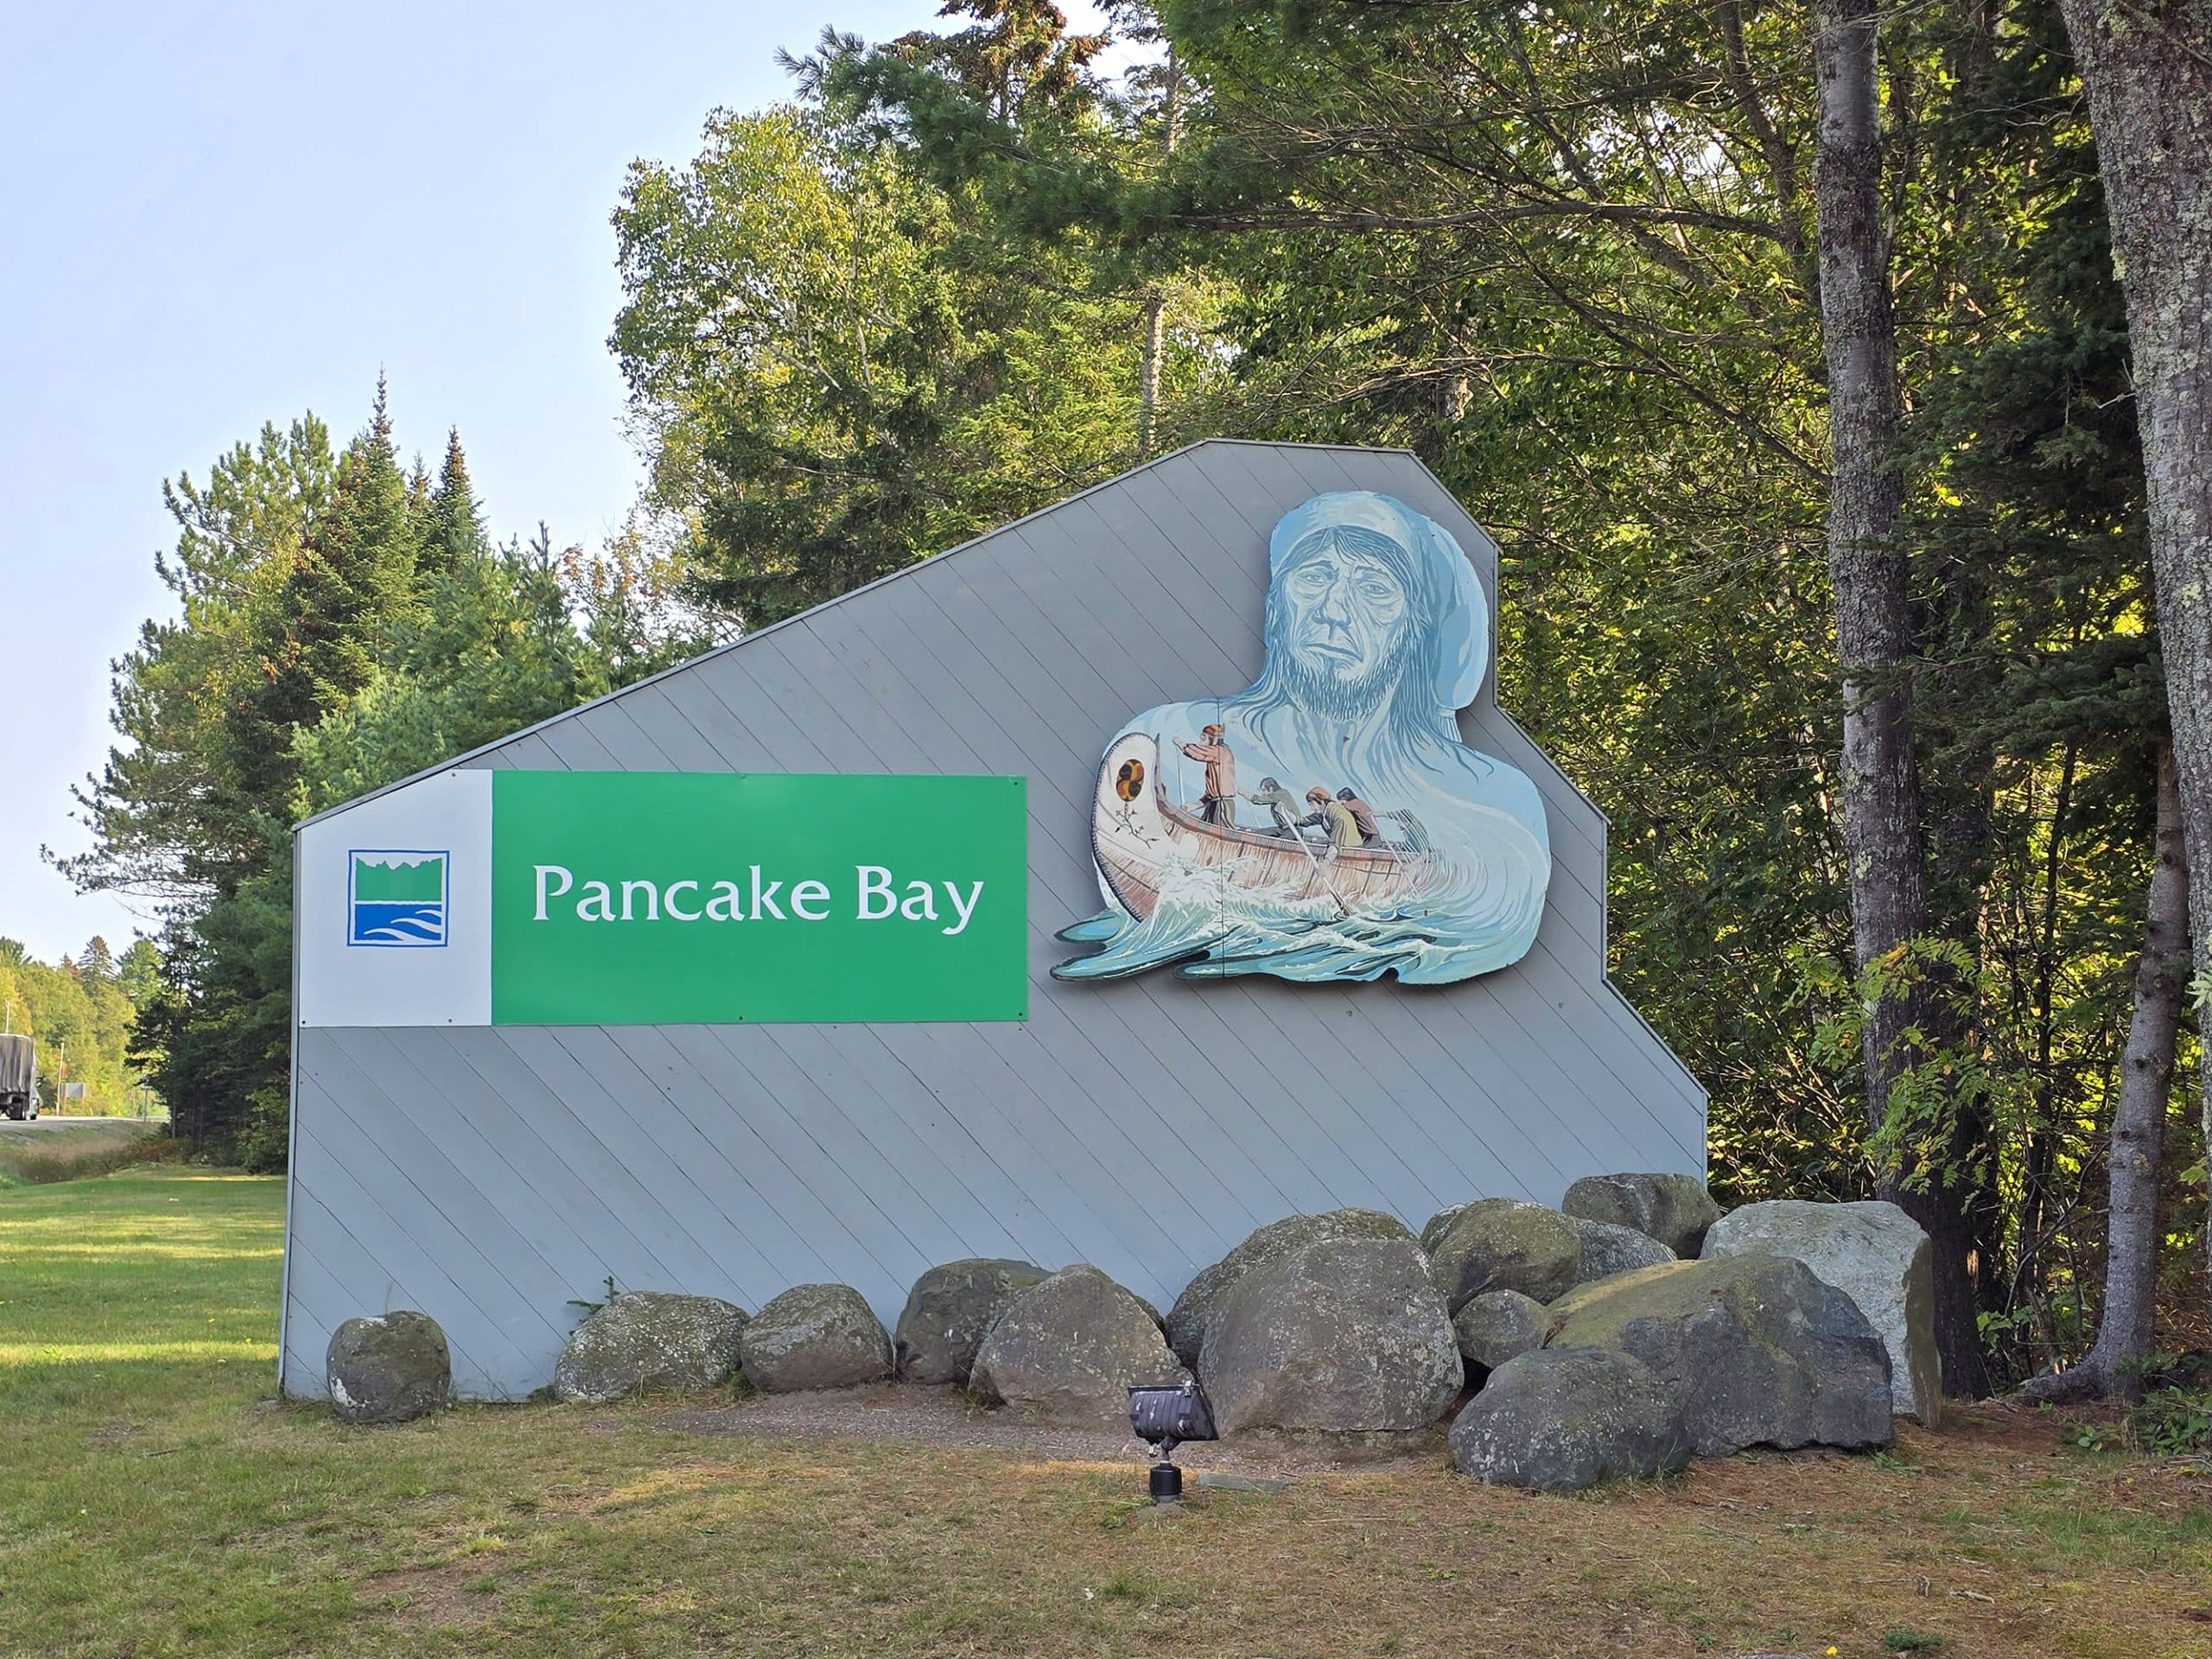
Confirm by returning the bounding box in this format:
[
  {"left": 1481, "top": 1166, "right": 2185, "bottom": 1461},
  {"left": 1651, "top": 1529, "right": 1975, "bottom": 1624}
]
[{"left": 283, "top": 441, "right": 1706, "bottom": 1400}]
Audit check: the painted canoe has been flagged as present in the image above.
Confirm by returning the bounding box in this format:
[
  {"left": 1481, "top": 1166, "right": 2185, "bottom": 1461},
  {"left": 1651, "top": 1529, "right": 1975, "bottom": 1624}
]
[{"left": 1088, "top": 732, "right": 1437, "bottom": 921}]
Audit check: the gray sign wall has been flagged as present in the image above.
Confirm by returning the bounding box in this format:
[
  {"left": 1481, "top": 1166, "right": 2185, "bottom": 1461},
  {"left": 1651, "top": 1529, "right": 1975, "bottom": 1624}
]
[{"left": 281, "top": 440, "right": 1706, "bottom": 1400}]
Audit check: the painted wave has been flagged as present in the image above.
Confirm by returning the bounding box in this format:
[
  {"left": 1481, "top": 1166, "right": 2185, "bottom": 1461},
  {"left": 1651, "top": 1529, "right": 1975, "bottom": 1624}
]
[{"left": 353, "top": 901, "right": 446, "bottom": 944}]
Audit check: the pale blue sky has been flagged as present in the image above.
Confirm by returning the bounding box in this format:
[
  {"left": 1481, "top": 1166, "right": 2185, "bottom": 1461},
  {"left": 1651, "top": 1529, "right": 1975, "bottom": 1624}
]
[{"left": 2, "top": 1, "right": 1114, "bottom": 962}]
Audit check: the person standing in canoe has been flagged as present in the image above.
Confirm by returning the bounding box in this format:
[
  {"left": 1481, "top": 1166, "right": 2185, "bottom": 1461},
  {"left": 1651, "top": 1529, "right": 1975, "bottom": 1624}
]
[{"left": 1179, "top": 723, "right": 1237, "bottom": 824}]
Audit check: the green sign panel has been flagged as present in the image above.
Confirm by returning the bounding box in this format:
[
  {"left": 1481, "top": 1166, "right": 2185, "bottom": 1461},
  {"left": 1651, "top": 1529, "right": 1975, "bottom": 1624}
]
[{"left": 491, "top": 772, "right": 1027, "bottom": 1025}]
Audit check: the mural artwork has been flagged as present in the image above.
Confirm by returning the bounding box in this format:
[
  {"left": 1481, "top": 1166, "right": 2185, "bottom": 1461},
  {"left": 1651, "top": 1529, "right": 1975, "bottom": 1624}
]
[{"left": 1054, "top": 491, "right": 1551, "bottom": 986}]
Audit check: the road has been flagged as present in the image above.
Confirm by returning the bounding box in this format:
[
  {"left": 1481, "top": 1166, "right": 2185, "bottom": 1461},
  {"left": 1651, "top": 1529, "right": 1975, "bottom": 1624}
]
[{"left": 0, "top": 1115, "right": 169, "bottom": 1136}]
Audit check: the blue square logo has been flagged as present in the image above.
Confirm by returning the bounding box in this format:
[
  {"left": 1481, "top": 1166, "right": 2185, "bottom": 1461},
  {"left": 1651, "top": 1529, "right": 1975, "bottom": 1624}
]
[{"left": 348, "top": 850, "right": 450, "bottom": 948}]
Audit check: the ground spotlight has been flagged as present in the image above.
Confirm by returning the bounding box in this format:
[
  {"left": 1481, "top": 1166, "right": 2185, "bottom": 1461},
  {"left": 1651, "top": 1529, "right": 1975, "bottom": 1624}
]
[{"left": 1128, "top": 1381, "right": 1217, "bottom": 1503}]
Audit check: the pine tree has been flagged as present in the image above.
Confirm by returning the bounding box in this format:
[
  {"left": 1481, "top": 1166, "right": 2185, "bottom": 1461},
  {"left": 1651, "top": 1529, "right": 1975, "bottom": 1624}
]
[
  {"left": 423, "top": 427, "right": 489, "bottom": 573},
  {"left": 231, "top": 378, "right": 424, "bottom": 810}
]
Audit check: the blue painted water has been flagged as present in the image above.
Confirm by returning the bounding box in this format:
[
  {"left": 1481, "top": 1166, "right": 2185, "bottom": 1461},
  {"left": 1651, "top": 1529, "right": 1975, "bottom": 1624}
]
[{"left": 352, "top": 901, "right": 446, "bottom": 945}]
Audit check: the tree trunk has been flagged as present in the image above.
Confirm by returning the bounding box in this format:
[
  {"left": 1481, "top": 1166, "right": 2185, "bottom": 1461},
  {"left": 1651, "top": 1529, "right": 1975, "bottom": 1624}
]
[
  {"left": 1812, "top": 0, "right": 1991, "bottom": 1395},
  {"left": 2020, "top": 741, "right": 2189, "bottom": 1403},
  {"left": 2052, "top": 0, "right": 2212, "bottom": 1322},
  {"left": 1136, "top": 49, "right": 1182, "bottom": 459}
]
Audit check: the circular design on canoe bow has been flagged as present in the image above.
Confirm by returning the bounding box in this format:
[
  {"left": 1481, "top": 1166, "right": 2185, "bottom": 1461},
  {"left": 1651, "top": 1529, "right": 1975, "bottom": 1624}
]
[{"left": 1116, "top": 758, "right": 1146, "bottom": 802}]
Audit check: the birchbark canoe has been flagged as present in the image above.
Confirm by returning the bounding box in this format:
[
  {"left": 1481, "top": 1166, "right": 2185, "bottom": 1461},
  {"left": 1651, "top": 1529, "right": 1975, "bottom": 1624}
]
[{"left": 1088, "top": 733, "right": 1436, "bottom": 920}]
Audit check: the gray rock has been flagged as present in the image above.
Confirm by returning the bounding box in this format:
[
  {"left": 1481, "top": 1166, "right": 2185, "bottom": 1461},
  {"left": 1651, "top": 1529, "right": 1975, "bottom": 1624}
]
[
  {"left": 1426, "top": 1198, "right": 1582, "bottom": 1312},
  {"left": 1200, "top": 1233, "right": 1459, "bottom": 1434},
  {"left": 1419, "top": 1202, "right": 1471, "bottom": 1253},
  {"left": 892, "top": 1257, "right": 1047, "bottom": 1385},
  {"left": 1452, "top": 1287, "right": 1552, "bottom": 1372},
  {"left": 1547, "top": 1255, "right": 1894, "bottom": 1456},
  {"left": 740, "top": 1283, "right": 893, "bottom": 1393},
  {"left": 970, "top": 1264, "right": 1188, "bottom": 1423},
  {"left": 1572, "top": 1216, "right": 1676, "bottom": 1283},
  {"left": 327, "top": 1309, "right": 449, "bottom": 1424},
  {"left": 1449, "top": 1346, "right": 1692, "bottom": 1491},
  {"left": 1165, "top": 1208, "right": 1414, "bottom": 1368},
  {"left": 1561, "top": 1172, "right": 1724, "bottom": 1256},
  {"left": 1701, "top": 1198, "right": 1942, "bottom": 1424},
  {"left": 552, "top": 1290, "right": 749, "bottom": 1404}
]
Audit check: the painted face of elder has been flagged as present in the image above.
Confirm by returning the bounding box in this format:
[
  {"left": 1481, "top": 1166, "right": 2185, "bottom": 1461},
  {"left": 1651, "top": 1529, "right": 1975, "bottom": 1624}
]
[{"left": 1281, "top": 543, "right": 1411, "bottom": 694}]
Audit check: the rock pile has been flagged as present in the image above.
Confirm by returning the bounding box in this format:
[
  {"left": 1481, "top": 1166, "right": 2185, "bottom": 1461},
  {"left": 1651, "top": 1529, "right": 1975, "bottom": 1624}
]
[{"left": 321, "top": 1174, "right": 1942, "bottom": 1495}]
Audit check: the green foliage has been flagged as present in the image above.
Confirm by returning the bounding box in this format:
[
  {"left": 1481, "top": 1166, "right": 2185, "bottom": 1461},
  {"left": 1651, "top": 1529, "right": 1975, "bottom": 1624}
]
[
  {"left": 779, "top": 0, "right": 2192, "bottom": 1384},
  {"left": 0, "top": 937, "right": 153, "bottom": 1114},
  {"left": 609, "top": 48, "right": 1210, "bottom": 632},
  {"left": 68, "top": 389, "right": 688, "bottom": 1163}
]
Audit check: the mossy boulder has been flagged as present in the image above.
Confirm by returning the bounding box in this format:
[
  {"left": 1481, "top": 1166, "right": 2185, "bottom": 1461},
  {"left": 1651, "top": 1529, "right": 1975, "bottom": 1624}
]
[
  {"left": 740, "top": 1283, "right": 893, "bottom": 1393},
  {"left": 1420, "top": 1203, "right": 1471, "bottom": 1253},
  {"left": 1561, "top": 1173, "right": 1723, "bottom": 1257},
  {"left": 327, "top": 1310, "right": 449, "bottom": 1425},
  {"left": 1701, "top": 1199, "right": 1942, "bottom": 1424},
  {"left": 971, "top": 1264, "right": 1187, "bottom": 1424},
  {"left": 1547, "top": 1255, "right": 1893, "bottom": 1455},
  {"left": 1165, "top": 1208, "right": 1414, "bottom": 1368},
  {"left": 892, "top": 1257, "right": 1049, "bottom": 1385},
  {"left": 1426, "top": 1198, "right": 1581, "bottom": 1313},
  {"left": 552, "top": 1291, "right": 748, "bottom": 1404},
  {"left": 1199, "top": 1233, "right": 1459, "bottom": 1435},
  {"left": 1450, "top": 1346, "right": 1691, "bottom": 1491}
]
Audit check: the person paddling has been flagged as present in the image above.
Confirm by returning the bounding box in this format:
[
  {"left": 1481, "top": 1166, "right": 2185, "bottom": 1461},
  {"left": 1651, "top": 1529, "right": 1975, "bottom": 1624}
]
[
  {"left": 1244, "top": 775, "right": 1306, "bottom": 837},
  {"left": 1296, "top": 786, "right": 1363, "bottom": 851}
]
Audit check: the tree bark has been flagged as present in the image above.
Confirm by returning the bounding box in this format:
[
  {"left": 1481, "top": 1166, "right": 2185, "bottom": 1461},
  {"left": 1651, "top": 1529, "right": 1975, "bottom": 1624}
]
[
  {"left": 2019, "top": 741, "right": 2189, "bottom": 1403},
  {"left": 2052, "top": 0, "right": 2212, "bottom": 1322},
  {"left": 1812, "top": 0, "right": 1991, "bottom": 1395},
  {"left": 1136, "top": 49, "right": 1182, "bottom": 459}
]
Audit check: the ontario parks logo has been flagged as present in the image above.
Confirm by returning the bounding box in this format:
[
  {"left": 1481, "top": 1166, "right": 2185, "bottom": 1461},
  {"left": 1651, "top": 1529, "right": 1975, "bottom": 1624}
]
[{"left": 348, "top": 850, "right": 449, "bottom": 947}]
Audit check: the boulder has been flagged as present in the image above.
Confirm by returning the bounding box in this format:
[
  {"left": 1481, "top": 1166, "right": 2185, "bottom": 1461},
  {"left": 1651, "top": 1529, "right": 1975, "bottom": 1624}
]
[
  {"left": 1419, "top": 1202, "right": 1471, "bottom": 1253},
  {"left": 1701, "top": 1198, "right": 1941, "bottom": 1424},
  {"left": 892, "top": 1257, "right": 1048, "bottom": 1385},
  {"left": 1452, "top": 1287, "right": 1552, "bottom": 1373},
  {"left": 327, "top": 1309, "right": 449, "bottom": 1425},
  {"left": 1165, "top": 1208, "right": 1415, "bottom": 1368},
  {"left": 1561, "top": 1172, "right": 1723, "bottom": 1257},
  {"left": 739, "top": 1283, "right": 893, "bottom": 1393},
  {"left": 1571, "top": 1216, "right": 1675, "bottom": 1283},
  {"left": 1449, "top": 1346, "right": 1692, "bottom": 1491},
  {"left": 1199, "top": 1233, "right": 1459, "bottom": 1434},
  {"left": 970, "top": 1264, "right": 1187, "bottom": 1423},
  {"left": 1548, "top": 1255, "right": 1893, "bottom": 1456},
  {"left": 552, "top": 1290, "right": 749, "bottom": 1404},
  {"left": 1426, "top": 1198, "right": 1581, "bottom": 1312}
]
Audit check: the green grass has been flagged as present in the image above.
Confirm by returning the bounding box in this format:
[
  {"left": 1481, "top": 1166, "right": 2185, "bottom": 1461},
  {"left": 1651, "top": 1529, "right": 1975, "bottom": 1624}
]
[{"left": 3, "top": 1166, "right": 2209, "bottom": 1658}]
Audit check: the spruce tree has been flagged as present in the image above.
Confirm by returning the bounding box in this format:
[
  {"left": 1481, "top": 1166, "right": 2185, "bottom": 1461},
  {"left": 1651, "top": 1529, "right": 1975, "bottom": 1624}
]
[{"left": 423, "top": 427, "right": 489, "bottom": 573}]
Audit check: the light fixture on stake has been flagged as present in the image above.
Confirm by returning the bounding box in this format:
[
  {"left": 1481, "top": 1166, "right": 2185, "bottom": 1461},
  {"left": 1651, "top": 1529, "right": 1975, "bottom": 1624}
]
[{"left": 1127, "top": 1381, "right": 1216, "bottom": 1503}]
